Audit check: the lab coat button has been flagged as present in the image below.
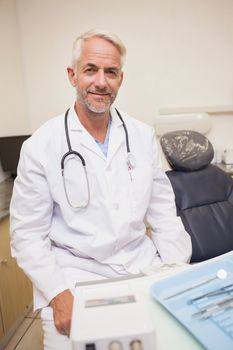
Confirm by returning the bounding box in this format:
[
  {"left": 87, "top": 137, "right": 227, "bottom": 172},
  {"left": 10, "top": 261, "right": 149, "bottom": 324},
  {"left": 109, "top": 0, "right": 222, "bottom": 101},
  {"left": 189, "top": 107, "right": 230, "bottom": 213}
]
[{"left": 113, "top": 203, "right": 119, "bottom": 210}]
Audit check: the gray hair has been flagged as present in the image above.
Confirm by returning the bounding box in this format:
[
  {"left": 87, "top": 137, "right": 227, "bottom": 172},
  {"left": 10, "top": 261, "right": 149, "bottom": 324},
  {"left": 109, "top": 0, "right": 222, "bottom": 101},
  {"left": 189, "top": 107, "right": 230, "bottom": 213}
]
[{"left": 71, "top": 29, "right": 126, "bottom": 68}]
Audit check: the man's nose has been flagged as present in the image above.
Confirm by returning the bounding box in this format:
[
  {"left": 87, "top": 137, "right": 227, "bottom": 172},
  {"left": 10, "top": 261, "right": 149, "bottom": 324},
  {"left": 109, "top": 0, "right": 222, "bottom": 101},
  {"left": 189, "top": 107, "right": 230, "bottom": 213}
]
[{"left": 94, "top": 69, "right": 107, "bottom": 89}]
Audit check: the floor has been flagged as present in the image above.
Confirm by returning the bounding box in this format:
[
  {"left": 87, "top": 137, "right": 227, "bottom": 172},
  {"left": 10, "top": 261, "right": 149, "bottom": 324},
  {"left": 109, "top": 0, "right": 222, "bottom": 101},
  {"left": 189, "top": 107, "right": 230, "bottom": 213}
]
[{"left": 3, "top": 309, "right": 43, "bottom": 350}]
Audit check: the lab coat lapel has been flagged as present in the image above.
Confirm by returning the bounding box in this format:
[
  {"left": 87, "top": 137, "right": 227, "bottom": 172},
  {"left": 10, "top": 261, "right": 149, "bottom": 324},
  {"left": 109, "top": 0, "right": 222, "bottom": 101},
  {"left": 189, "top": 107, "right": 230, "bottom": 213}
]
[
  {"left": 79, "top": 131, "right": 106, "bottom": 160},
  {"left": 68, "top": 107, "right": 106, "bottom": 160}
]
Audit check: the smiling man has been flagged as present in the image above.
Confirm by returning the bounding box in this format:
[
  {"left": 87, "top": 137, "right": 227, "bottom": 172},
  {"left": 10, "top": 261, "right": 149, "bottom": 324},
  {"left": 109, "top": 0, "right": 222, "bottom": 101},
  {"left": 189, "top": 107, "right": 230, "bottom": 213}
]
[
  {"left": 10, "top": 29, "right": 192, "bottom": 349},
  {"left": 67, "top": 33, "right": 124, "bottom": 144},
  {"left": 69, "top": 36, "right": 123, "bottom": 113}
]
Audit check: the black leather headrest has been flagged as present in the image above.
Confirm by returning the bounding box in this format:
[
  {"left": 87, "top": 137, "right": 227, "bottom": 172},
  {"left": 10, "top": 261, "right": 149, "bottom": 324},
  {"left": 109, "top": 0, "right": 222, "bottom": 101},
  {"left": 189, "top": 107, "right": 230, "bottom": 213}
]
[{"left": 160, "top": 130, "right": 214, "bottom": 171}]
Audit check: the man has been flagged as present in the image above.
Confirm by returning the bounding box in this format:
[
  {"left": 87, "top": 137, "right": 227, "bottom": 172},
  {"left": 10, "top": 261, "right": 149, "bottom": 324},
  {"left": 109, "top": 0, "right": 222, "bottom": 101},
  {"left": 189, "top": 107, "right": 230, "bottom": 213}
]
[{"left": 10, "top": 29, "right": 192, "bottom": 349}]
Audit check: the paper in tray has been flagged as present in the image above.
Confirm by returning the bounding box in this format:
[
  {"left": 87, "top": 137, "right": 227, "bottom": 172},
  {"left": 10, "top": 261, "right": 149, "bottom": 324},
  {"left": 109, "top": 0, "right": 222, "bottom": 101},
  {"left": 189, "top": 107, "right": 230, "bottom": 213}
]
[{"left": 150, "top": 256, "right": 233, "bottom": 350}]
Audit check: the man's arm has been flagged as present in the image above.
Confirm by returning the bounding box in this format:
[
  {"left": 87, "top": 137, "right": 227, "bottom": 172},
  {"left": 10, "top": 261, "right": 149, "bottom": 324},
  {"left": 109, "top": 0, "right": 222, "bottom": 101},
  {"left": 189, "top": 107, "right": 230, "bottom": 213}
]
[{"left": 10, "top": 138, "right": 69, "bottom": 310}]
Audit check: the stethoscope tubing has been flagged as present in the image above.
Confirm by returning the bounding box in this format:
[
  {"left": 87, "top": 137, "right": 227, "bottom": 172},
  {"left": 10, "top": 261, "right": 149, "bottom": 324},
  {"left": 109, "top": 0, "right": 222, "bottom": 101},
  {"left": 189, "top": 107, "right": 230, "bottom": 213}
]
[{"left": 61, "top": 108, "right": 132, "bottom": 208}]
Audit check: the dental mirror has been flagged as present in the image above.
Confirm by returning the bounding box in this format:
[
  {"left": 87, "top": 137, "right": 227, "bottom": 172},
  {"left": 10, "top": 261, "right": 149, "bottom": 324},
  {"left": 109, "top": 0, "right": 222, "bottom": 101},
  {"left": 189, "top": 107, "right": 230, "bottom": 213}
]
[
  {"left": 165, "top": 268, "right": 228, "bottom": 300},
  {"left": 216, "top": 268, "right": 227, "bottom": 280}
]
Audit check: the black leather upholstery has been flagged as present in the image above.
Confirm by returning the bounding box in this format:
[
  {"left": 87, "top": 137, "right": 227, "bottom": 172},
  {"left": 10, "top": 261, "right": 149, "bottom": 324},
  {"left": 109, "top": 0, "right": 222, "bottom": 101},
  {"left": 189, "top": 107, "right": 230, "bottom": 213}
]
[
  {"left": 166, "top": 165, "right": 233, "bottom": 262},
  {"left": 160, "top": 130, "right": 233, "bottom": 262}
]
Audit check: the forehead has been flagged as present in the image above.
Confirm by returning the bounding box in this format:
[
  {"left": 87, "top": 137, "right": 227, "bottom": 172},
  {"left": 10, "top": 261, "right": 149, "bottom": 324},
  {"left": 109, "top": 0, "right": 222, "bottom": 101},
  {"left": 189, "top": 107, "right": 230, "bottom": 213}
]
[{"left": 78, "top": 37, "right": 121, "bottom": 68}]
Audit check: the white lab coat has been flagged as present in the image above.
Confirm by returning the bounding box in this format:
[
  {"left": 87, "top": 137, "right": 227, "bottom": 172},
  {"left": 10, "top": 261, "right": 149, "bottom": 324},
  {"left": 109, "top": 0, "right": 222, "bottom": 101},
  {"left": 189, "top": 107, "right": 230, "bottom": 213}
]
[{"left": 10, "top": 105, "right": 191, "bottom": 310}]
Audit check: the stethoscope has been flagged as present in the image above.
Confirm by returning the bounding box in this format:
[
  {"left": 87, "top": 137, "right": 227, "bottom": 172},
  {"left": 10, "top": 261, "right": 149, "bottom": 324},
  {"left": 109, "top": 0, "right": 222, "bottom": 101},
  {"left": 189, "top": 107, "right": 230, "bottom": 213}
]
[{"left": 61, "top": 108, "right": 136, "bottom": 209}]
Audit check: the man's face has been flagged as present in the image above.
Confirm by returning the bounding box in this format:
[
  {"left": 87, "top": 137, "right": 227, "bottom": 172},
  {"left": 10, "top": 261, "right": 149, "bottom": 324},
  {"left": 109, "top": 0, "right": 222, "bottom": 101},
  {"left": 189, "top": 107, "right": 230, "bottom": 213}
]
[{"left": 68, "top": 37, "right": 123, "bottom": 114}]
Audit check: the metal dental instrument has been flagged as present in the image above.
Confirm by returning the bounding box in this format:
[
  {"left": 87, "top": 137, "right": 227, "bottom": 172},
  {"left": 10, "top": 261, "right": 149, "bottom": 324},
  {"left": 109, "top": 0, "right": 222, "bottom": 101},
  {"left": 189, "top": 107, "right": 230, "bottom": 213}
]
[
  {"left": 198, "top": 301, "right": 233, "bottom": 320},
  {"left": 188, "top": 284, "right": 233, "bottom": 304},
  {"left": 192, "top": 296, "right": 233, "bottom": 318},
  {"left": 164, "top": 269, "right": 228, "bottom": 300}
]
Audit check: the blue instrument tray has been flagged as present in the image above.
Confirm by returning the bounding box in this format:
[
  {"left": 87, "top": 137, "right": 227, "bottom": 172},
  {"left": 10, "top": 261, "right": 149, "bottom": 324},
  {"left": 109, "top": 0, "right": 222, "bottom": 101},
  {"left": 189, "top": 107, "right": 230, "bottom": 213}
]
[{"left": 150, "top": 256, "right": 233, "bottom": 350}]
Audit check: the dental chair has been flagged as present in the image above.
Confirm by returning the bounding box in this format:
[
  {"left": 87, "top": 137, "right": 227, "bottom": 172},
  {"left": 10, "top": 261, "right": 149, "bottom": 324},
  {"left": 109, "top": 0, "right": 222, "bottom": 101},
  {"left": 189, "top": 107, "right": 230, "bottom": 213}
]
[{"left": 160, "top": 130, "right": 233, "bottom": 263}]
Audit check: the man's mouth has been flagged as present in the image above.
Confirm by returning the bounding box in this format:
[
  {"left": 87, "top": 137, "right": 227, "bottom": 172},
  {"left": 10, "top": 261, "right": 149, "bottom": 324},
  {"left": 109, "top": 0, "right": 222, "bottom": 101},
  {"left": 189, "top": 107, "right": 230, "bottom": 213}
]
[{"left": 88, "top": 91, "right": 110, "bottom": 96}]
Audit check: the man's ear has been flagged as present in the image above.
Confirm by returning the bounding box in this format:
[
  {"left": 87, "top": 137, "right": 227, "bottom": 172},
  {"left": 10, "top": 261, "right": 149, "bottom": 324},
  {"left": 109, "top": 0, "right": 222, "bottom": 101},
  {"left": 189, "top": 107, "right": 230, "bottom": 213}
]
[{"left": 67, "top": 66, "right": 77, "bottom": 87}]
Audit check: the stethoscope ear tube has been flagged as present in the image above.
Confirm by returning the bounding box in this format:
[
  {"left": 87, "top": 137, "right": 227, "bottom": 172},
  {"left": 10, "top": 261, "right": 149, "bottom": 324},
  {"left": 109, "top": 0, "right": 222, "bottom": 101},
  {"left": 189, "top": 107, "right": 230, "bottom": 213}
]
[
  {"left": 115, "top": 108, "right": 130, "bottom": 153},
  {"left": 61, "top": 108, "right": 86, "bottom": 171},
  {"left": 64, "top": 108, "right": 72, "bottom": 151},
  {"left": 61, "top": 108, "right": 90, "bottom": 208}
]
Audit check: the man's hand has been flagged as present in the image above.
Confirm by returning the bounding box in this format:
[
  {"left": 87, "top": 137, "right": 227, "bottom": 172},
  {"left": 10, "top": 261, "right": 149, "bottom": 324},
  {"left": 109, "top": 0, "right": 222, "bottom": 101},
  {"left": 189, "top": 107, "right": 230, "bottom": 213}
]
[{"left": 50, "top": 289, "right": 74, "bottom": 336}]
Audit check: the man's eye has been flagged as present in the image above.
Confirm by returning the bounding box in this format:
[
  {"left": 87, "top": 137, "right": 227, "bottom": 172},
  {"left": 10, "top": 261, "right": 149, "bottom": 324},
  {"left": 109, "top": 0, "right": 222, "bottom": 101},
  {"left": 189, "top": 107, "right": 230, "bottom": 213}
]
[
  {"left": 106, "top": 70, "right": 118, "bottom": 77},
  {"left": 84, "top": 67, "right": 96, "bottom": 73}
]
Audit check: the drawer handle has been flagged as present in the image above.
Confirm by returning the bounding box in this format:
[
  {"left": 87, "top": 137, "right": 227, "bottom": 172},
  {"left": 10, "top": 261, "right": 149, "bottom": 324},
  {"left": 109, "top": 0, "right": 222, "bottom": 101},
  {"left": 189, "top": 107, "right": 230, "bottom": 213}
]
[{"left": 0, "top": 258, "right": 8, "bottom": 264}]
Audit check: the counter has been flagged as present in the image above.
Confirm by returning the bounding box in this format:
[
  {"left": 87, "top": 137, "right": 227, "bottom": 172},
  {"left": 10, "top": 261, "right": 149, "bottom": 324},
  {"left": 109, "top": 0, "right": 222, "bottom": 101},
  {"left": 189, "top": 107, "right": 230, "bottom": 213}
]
[
  {"left": 0, "top": 178, "right": 13, "bottom": 220},
  {"left": 214, "top": 162, "right": 233, "bottom": 176}
]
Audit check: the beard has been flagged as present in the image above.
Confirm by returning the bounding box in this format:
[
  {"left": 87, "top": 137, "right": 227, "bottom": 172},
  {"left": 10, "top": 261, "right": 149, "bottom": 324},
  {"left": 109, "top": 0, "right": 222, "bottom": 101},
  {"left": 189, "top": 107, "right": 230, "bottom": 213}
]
[{"left": 76, "top": 88, "right": 116, "bottom": 114}]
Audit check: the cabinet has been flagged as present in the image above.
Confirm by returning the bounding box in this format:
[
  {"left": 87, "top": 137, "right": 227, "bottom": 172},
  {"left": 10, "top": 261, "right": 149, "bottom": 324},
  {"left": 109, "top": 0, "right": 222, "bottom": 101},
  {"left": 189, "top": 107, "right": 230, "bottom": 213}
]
[
  {"left": 0, "top": 216, "right": 32, "bottom": 342},
  {"left": 0, "top": 305, "right": 4, "bottom": 340}
]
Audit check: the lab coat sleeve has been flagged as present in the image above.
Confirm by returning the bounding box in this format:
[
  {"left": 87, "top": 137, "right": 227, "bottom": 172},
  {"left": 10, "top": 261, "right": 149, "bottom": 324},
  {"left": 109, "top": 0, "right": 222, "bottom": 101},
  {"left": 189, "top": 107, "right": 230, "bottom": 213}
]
[
  {"left": 146, "top": 130, "right": 192, "bottom": 263},
  {"left": 10, "top": 140, "right": 69, "bottom": 309}
]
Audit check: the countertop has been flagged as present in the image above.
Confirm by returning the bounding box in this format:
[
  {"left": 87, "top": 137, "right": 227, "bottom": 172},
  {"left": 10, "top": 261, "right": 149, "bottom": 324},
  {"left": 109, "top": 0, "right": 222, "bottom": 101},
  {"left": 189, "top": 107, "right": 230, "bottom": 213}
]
[
  {"left": 0, "top": 178, "right": 14, "bottom": 220},
  {"left": 214, "top": 162, "right": 233, "bottom": 175}
]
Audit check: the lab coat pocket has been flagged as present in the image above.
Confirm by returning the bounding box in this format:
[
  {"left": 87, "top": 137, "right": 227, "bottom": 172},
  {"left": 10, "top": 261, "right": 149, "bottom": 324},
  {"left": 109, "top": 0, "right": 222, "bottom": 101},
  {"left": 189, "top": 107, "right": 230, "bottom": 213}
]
[{"left": 130, "top": 165, "right": 153, "bottom": 219}]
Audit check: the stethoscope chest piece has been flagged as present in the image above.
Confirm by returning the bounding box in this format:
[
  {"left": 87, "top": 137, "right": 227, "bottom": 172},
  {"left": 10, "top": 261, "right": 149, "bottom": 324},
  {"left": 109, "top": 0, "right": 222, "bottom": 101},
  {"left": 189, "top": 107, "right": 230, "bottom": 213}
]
[{"left": 126, "top": 153, "right": 136, "bottom": 170}]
